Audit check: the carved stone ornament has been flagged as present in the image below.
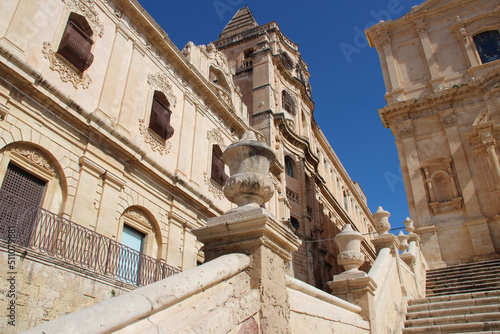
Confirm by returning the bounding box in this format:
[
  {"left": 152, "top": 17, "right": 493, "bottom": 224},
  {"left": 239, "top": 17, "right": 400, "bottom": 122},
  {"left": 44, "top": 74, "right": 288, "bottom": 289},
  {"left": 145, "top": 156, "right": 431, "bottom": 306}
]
[
  {"left": 62, "top": 0, "right": 104, "bottom": 37},
  {"left": 334, "top": 224, "right": 366, "bottom": 275},
  {"left": 13, "top": 147, "right": 56, "bottom": 175},
  {"left": 441, "top": 115, "right": 457, "bottom": 127},
  {"left": 147, "top": 73, "right": 177, "bottom": 107},
  {"left": 203, "top": 172, "right": 224, "bottom": 199},
  {"left": 42, "top": 42, "right": 92, "bottom": 89},
  {"left": 222, "top": 131, "right": 276, "bottom": 211},
  {"left": 139, "top": 119, "right": 172, "bottom": 155},
  {"left": 207, "top": 128, "right": 226, "bottom": 150},
  {"left": 372, "top": 206, "right": 391, "bottom": 235},
  {"left": 398, "top": 125, "right": 414, "bottom": 139},
  {"left": 123, "top": 209, "right": 150, "bottom": 225}
]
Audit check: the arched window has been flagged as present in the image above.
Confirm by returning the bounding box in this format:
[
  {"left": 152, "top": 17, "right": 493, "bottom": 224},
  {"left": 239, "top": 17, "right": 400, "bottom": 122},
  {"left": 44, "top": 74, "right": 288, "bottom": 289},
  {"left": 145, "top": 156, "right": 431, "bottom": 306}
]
[
  {"left": 211, "top": 145, "right": 228, "bottom": 186},
  {"left": 473, "top": 30, "right": 500, "bottom": 64},
  {"left": 285, "top": 156, "right": 294, "bottom": 178},
  {"left": 209, "top": 67, "right": 230, "bottom": 92},
  {"left": 244, "top": 48, "right": 254, "bottom": 59},
  {"left": 57, "top": 13, "right": 94, "bottom": 72},
  {"left": 149, "top": 91, "right": 174, "bottom": 141},
  {"left": 282, "top": 90, "right": 296, "bottom": 115}
]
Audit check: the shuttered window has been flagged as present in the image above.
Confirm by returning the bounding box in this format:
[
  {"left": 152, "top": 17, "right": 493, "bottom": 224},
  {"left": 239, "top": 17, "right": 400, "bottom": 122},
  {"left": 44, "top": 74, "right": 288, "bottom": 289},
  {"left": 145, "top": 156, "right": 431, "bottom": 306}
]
[
  {"left": 0, "top": 164, "right": 46, "bottom": 246},
  {"left": 282, "top": 90, "right": 296, "bottom": 115},
  {"left": 149, "top": 92, "right": 174, "bottom": 141},
  {"left": 211, "top": 145, "right": 228, "bottom": 186},
  {"left": 57, "top": 13, "right": 94, "bottom": 73}
]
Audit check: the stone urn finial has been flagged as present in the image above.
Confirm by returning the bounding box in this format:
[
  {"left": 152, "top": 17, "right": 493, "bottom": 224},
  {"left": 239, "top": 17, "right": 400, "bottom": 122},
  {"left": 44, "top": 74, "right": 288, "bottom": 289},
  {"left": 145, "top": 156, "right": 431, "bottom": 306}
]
[
  {"left": 403, "top": 217, "right": 415, "bottom": 234},
  {"left": 222, "top": 131, "right": 276, "bottom": 212},
  {"left": 334, "top": 224, "right": 365, "bottom": 275},
  {"left": 373, "top": 206, "right": 391, "bottom": 235},
  {"left": 398, "top": 231, "right": 409, "bottom": 253}
]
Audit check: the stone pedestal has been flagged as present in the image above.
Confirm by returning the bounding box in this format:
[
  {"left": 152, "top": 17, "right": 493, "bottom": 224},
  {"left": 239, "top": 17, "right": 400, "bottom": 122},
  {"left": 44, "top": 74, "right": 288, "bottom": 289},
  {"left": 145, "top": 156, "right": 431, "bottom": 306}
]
[
  {"left": 193, "top": 208, "right": 301, "bottom": 334},
  {"left": 193, "top": 131, "right": 301, "bottom": 334}
]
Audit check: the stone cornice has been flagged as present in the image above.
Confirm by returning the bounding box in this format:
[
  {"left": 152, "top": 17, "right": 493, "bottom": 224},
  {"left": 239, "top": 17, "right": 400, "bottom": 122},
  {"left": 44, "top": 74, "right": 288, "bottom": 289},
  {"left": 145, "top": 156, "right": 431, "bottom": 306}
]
[
  {"left": 111, "top": 0, "right": 249, "bottom": 137},
  {"left": 366, "top": 0, "right": 483, "bottom": 48},
  {"left": 379, "top": 67, "right": 500, "bottom": 128}
]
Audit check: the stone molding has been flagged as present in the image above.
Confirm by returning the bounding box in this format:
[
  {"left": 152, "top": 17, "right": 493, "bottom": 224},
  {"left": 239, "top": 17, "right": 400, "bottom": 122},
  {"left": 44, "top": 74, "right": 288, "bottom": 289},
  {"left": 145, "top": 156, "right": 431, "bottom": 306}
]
[
  {"left": 42, "top": 42, "right": 92, "bottom": 89},
  {"left": 62, "top": 0, "right": 105, "bottom": 38},
  {"left": 207, "top": 128, "right": 227, "bottom": 150},
  {"left": 147, "top": 73, "right": 177, "bottom": 107},
  {"left": 203, "top": 172, "right": 224, "bottom": 199},
  {"left": 138, "top": 119, "right": 172, "bottom": 155},
  {"left": 13, "top": 147, "right": 56, "bottom": 176}
]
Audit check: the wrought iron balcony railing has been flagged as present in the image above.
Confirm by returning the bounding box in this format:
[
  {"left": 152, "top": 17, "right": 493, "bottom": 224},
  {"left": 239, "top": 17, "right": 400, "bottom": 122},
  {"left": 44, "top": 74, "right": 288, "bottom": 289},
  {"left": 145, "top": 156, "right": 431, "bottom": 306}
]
[{"left": 0, "top": 189, "right": 180, "bottom": 286}]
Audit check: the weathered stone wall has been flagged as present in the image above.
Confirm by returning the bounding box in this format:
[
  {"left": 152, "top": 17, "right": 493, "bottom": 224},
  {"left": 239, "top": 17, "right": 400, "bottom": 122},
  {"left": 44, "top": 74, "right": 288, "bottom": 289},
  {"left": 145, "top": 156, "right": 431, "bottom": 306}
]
[{"left": 0, "top": 242, "right": 133, "bottom": 333}]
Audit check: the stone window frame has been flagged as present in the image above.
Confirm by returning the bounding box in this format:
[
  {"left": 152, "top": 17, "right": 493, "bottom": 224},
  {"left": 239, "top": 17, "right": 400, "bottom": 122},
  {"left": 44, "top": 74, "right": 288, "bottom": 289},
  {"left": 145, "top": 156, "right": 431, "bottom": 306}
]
[
  {"left": 472, "top": 30, "right": 500, "bottom": 64},
  {"left": 451, "top": 10, "right": 500, "bottom": 68},
  {"left": 210, "top": 144, "right": 228, "bottom": 186},
  {"left": 56, "top": 12, "right": 95, "bottom": 73},
  {"left": 0, "top": 144, "right": 63, "bottom": 214},
  {"left": 281, "top": 90, "right": 297, "bottom": 116},
  {"left": 148, "top": 91, "right": 174, "bottom": 142},
  {"left": 118, "top": 207, "right": 162, "bottom": 259}
]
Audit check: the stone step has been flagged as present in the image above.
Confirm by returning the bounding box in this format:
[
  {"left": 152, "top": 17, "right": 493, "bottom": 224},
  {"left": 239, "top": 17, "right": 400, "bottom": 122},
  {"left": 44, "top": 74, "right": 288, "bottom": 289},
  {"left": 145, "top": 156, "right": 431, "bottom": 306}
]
[
  {"left": 426, "top": 260, "right": 500, "bottom": 277},
  {"left": 427, "top": 282, "right": 500, "bottom": 296},
  {"left": 408, "top": 297, "right": 500, "bottom": 313},
  {"left": 427, "top": 272, "right": 500, "bottom": 285},
  {"left": 406, "top": 304, "right": 500, "bottom": 320},
  {"left": 427, "top": 268, "right": 500, "bottom": 282},
  {"left": 409, "top": 290, "right": 500, "bottom": 306},
  {"left": 405, "top": 312, "right": 500, "bottom": 327},
  {"left": 403, "top": 320, "right": 500, "bottom": 333}
]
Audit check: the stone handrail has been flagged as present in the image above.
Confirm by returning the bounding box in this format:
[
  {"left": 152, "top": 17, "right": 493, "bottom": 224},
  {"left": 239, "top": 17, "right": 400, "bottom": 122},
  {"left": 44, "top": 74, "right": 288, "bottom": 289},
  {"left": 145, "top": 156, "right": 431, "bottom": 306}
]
[
  {"left": 22, "top": 253, "right": 251, "bottom": 334},
  {"left": 286, "top": 276, "right": 362, "bottom": 313}
]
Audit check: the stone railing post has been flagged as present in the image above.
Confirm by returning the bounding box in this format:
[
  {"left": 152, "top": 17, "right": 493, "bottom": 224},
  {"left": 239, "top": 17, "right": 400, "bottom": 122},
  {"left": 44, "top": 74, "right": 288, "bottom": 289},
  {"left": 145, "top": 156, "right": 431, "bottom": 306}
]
[
  {"left": 371, "top": 206, "right": 400, "bottom": 253},
  {"left": 332, "top": 224, "right": 366, "bottom": 279},
  {"left": 193, "top": 131, "right": 301, "bottom": 334}
]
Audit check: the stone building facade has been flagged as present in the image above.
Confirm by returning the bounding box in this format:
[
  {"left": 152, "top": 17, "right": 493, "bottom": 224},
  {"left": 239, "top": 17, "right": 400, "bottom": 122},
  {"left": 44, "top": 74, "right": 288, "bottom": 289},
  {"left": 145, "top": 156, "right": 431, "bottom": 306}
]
[
  {"left": 366, "top": 0, "right": 500, "bottom": 268},
  {"left": 0, "top": 0, "right": 377, "bottom": 331}
]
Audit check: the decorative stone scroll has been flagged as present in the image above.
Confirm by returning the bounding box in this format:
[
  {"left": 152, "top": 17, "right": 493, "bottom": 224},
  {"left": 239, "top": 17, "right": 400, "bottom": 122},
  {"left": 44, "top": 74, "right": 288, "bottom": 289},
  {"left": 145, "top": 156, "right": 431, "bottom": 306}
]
[
  {"left": 62, "top": 0, "right": 104, "bottom": 37},
  {"left": 207, "top": 128, "right": 226, "bottom": 150},
  {"left": 147, "top": 73, "right": 177, "bottom": 107},
  {"left": 203, "top": 172, "right": 224, "bottom": 199},
  {"left": 42, "top": 42, "right": 92, "bottom": 89},
  {"left": 139, "top": 119, "right": 172, "bottom": 155},
  {"left": 13, "top": 147, "right": 56, "bottom": 175}
]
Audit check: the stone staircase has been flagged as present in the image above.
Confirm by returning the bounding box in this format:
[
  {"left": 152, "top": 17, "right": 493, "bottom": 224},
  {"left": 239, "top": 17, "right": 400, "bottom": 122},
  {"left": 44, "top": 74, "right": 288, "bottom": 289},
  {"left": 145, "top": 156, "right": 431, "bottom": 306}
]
[{"left": 404, "top": 259, "right": 500, "bottom": 333}]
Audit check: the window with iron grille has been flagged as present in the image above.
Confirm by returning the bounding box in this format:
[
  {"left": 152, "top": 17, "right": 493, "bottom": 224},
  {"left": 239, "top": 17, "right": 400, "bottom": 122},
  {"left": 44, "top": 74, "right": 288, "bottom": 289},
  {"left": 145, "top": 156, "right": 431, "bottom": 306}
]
[
  {"left": 211, "top": 145, "right": 228, "bottom": 186},
  {"left": 57, "top": 13, "right": 95, "bottom": 73},
  {"left": 149, "top": 91, "right": 174, "bottom": 141},
  {"left": 282, "top": 90, "right": 296, "bottom": 115},
  {"left": 473, "top": 30, "right": 500, "bottom": 64},
  {"left": 0, "top": 163, "right": 46, "bottom": 246}
]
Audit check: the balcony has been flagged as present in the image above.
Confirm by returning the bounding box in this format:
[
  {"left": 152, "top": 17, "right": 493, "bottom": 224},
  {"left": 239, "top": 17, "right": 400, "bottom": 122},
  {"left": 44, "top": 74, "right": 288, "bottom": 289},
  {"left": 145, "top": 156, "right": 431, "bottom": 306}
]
[{"left": 0, "top": 189, "right": 180, "bottom": 287}]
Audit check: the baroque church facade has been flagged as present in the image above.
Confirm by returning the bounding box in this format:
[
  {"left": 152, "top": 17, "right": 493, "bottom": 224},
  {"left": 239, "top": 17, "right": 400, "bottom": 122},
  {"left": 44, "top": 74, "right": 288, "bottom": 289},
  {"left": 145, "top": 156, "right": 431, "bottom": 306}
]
[
  {"left": 0, "top": 0, "right": 377, "bottom": 330},
  {"left": 366, "top": 0, "right": 500, "bottom": 269}
]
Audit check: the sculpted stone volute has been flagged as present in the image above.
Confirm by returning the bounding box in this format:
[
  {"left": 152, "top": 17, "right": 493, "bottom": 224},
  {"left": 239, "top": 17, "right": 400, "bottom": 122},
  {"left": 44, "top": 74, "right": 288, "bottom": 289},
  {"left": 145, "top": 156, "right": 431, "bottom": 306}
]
[{"left": 222, "top": 131, "right": 276, "bottom": 211}]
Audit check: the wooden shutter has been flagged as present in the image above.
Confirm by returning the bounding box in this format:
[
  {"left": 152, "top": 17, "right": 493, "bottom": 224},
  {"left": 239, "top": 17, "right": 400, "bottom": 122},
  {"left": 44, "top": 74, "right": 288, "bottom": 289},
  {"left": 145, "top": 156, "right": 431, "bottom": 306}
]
[
  {"left": 149, "top": 97, "right": 174, "bottom": 141},
  {"left": 211, "top": 149, "right": 228, "bottom": 186},
  {"left": 58, "top": 20, "right": 94, "bottom": 72}
]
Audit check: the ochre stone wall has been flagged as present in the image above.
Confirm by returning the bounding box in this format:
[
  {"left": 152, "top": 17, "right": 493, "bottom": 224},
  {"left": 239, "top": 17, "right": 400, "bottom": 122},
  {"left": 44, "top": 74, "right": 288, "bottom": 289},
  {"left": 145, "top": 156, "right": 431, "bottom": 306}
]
[{"left": 0, "top": 242, "right": 133, "bottom": 333}]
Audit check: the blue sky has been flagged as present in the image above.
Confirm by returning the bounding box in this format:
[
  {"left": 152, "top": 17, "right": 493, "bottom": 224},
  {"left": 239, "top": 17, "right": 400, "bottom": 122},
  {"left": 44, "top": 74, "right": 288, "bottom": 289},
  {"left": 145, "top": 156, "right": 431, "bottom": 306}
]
[{"left": 138, "top": 0, "right": 423, "bottom": 230}]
